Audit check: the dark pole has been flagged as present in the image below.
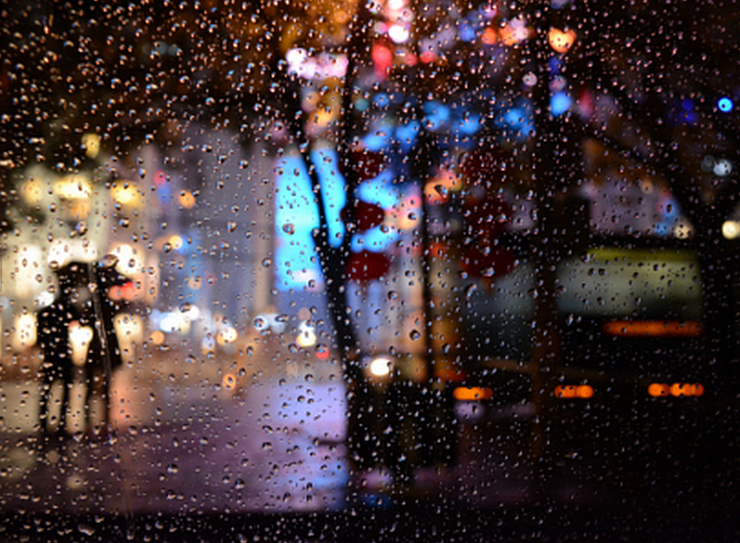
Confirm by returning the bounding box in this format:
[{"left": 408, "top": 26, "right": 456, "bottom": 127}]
[{"left": 527, "top": 0, "right": 568, "bottom": 503}]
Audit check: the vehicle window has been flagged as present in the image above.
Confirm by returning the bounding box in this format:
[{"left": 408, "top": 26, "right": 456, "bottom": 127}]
[{"left": 0, "top": 0, "right": 738, "bottom": 540}]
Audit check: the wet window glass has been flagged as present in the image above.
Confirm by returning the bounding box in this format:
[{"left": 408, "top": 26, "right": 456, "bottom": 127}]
[{"left": 0, "top": 0, "right": 738, "bottom": 540}]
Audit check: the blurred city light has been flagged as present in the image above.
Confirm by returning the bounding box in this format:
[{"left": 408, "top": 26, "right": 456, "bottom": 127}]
[
  {"left": 453, "top": 386, "right": 493, "bottom": 401},
  {"left": 296, "top": 321, "right": 318, "bottom": 348},
  {"left": 178, "top": 189, "right": 196, "bottom": 209},
  {"left": 222, "top": 373, "right": 237, "bottom": 391},
  {"left": 111, "top": 181, "right": 144, "bottom": 207},
  {"left": 554, "top": 384, "right": 593, "bottom": 399},
  {"left": 550, "top": 91, "right": 572, "bottom": 115},
  {"left": 718, "top": 97, "right": 734, "bottom": 112},
  {"left": 82, "top": 133, "right": 101, "bottom": 159},
  {"left": 217, "top": 327, "right": 239, "bottom": 346},
  {"left": 723, "top": 220, "right": 740, "bottom": 239},
  {"left": 54, "top": 174, "right": 92, "bottom": 200},
  {"left": 602, "top": 320, "right": 703, "bottom": 337},
  {"left": 12, "top": 314, "right": 36, "bottom": 351},
  {"left": 369, "top": 356, "right": 393, "bottom": 377},
  {"left": 69, "top": 323, "right": 94, "bottom": 367},
  {"left": 499, "top": 17, "right": 531, "bottom": 46},
  {"left": 649, "top": 382, "right": 704, "bottom": 397},
  {"left": 548, "top": 28, "right": 576, "bottom": 53}
]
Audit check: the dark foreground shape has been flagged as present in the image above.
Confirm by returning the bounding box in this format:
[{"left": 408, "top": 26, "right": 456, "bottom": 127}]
[{"left": 3, "top": 502, "right": 740, "bottom": 543}]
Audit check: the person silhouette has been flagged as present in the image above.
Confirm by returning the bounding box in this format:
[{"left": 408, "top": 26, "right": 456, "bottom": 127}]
[
  {"left": 36, "top": 272, "right": 80, "bottom": 440},
  {"left": 77, "top": 257, "right": 129, "bottom": 433}
]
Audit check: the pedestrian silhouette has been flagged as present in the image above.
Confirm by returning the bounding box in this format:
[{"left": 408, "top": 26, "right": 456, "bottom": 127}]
[
  {"left": 81, "top": 257, "right": 129, "bottom": 433},
  {"left": 55, "top": 257, "right": 130, "bottom": 435},
  {"left": 36, "top": 271, "right": 80, "bottom": 439}
]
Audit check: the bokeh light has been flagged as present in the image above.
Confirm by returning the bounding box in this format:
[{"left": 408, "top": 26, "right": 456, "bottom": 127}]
[{"left": 718, "top": 97, "right": 734, "bottom": 113}]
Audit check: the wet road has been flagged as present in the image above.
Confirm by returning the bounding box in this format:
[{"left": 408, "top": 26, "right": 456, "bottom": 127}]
[
  {"left": 1, "top": 353, "right": 739, "bottom": 541},
  {"left": 0, "top": 362, "right": 349, "bottom": 517},
  {"left": 0, "top": 364, "right": 537, "bottom": 518}
]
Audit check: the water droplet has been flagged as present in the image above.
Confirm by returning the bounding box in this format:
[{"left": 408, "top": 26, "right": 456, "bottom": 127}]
[
  {"left": 261, "top": 258, "right": 271, "bottom": 268},
  {"left": 78, "top": 524, "right": 95, "bottom": 536},
  {"left": 282, "top": 223, "right": 295, "bottom": 235},
  {"left": 410, "top": 330, "right": 421, "bottom": 341}
]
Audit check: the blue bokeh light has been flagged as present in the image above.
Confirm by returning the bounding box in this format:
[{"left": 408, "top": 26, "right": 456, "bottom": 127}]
[
  {"left": 718, "top": 97, "right": 734, "bottom": 113},
  {"left": 274, "top": 146, "right": 349, "bottom": 290},
  {"left": 551, "top": 91, "right": 573, "bottom": 116},
  {"left": 395, "top": 121, "right": 421, "bottom": 152},
  {"left": 495, "top": 98, "right": 534, "bottom": 139},
  {"left": 424, "top": 101, "right": 452, "bottom": 131}
]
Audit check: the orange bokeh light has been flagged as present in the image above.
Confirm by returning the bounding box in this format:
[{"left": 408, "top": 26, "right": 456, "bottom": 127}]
[{"left": 548, "top": 28, "right": 576, "bottom": 53}]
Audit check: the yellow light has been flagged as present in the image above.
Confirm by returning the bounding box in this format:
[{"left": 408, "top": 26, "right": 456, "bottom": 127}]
[
  {"left": 111, "top": 243, "right": 144, "bottom": 275},
  {"left": 453, "top": 386, "right": 493, "bottom": 401},
  {"left": 369, "top": 357, "right": 392, "bottom": 377},
  {"left": 67, "top": 200, "right": 91, "bottom": 219},
  {"left": 548, "top": 28, "right": 576, "bottom": 54},
  {"left": 54, "top": 174, "right": 92, "bottom": 200},
  {"left": 69, "top": 323, "right": 94, "bottom": 367},
  {"left": 217, "top": 327, "right": 239, "bottom": 346},
  {"left": 13, "top": 314, "right": 37, "bottom": 351},
  {"left": 82, "top": 133, "right": 101, "bottom": 159},
  {"left": 168, "top": 235, "right": 184, "bottom": 250},
  {"left": 296, "top": 329, "right": 317, "bottom": 348},
  {"left": 691, "top": 383, "right": 705, "bottom": 397},
  {"left": 21, "top": 176, "right": 45, "bottom": 205},
  {"left": 114, "top": 314, "right": 143, "bottom": 341},
  {"left": 673, "top": 222, "right": 693, "bottom": 239},
  {"left": 111, "top": 181, "right": 144, "bottom": 207},
  {"left": 723, "top": 220, "right": 740, "bottom": 240}
]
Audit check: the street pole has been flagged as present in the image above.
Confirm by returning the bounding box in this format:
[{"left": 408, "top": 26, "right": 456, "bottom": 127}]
[{"left": 528, "top": 0, "right": 567, "bottom": 504}]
